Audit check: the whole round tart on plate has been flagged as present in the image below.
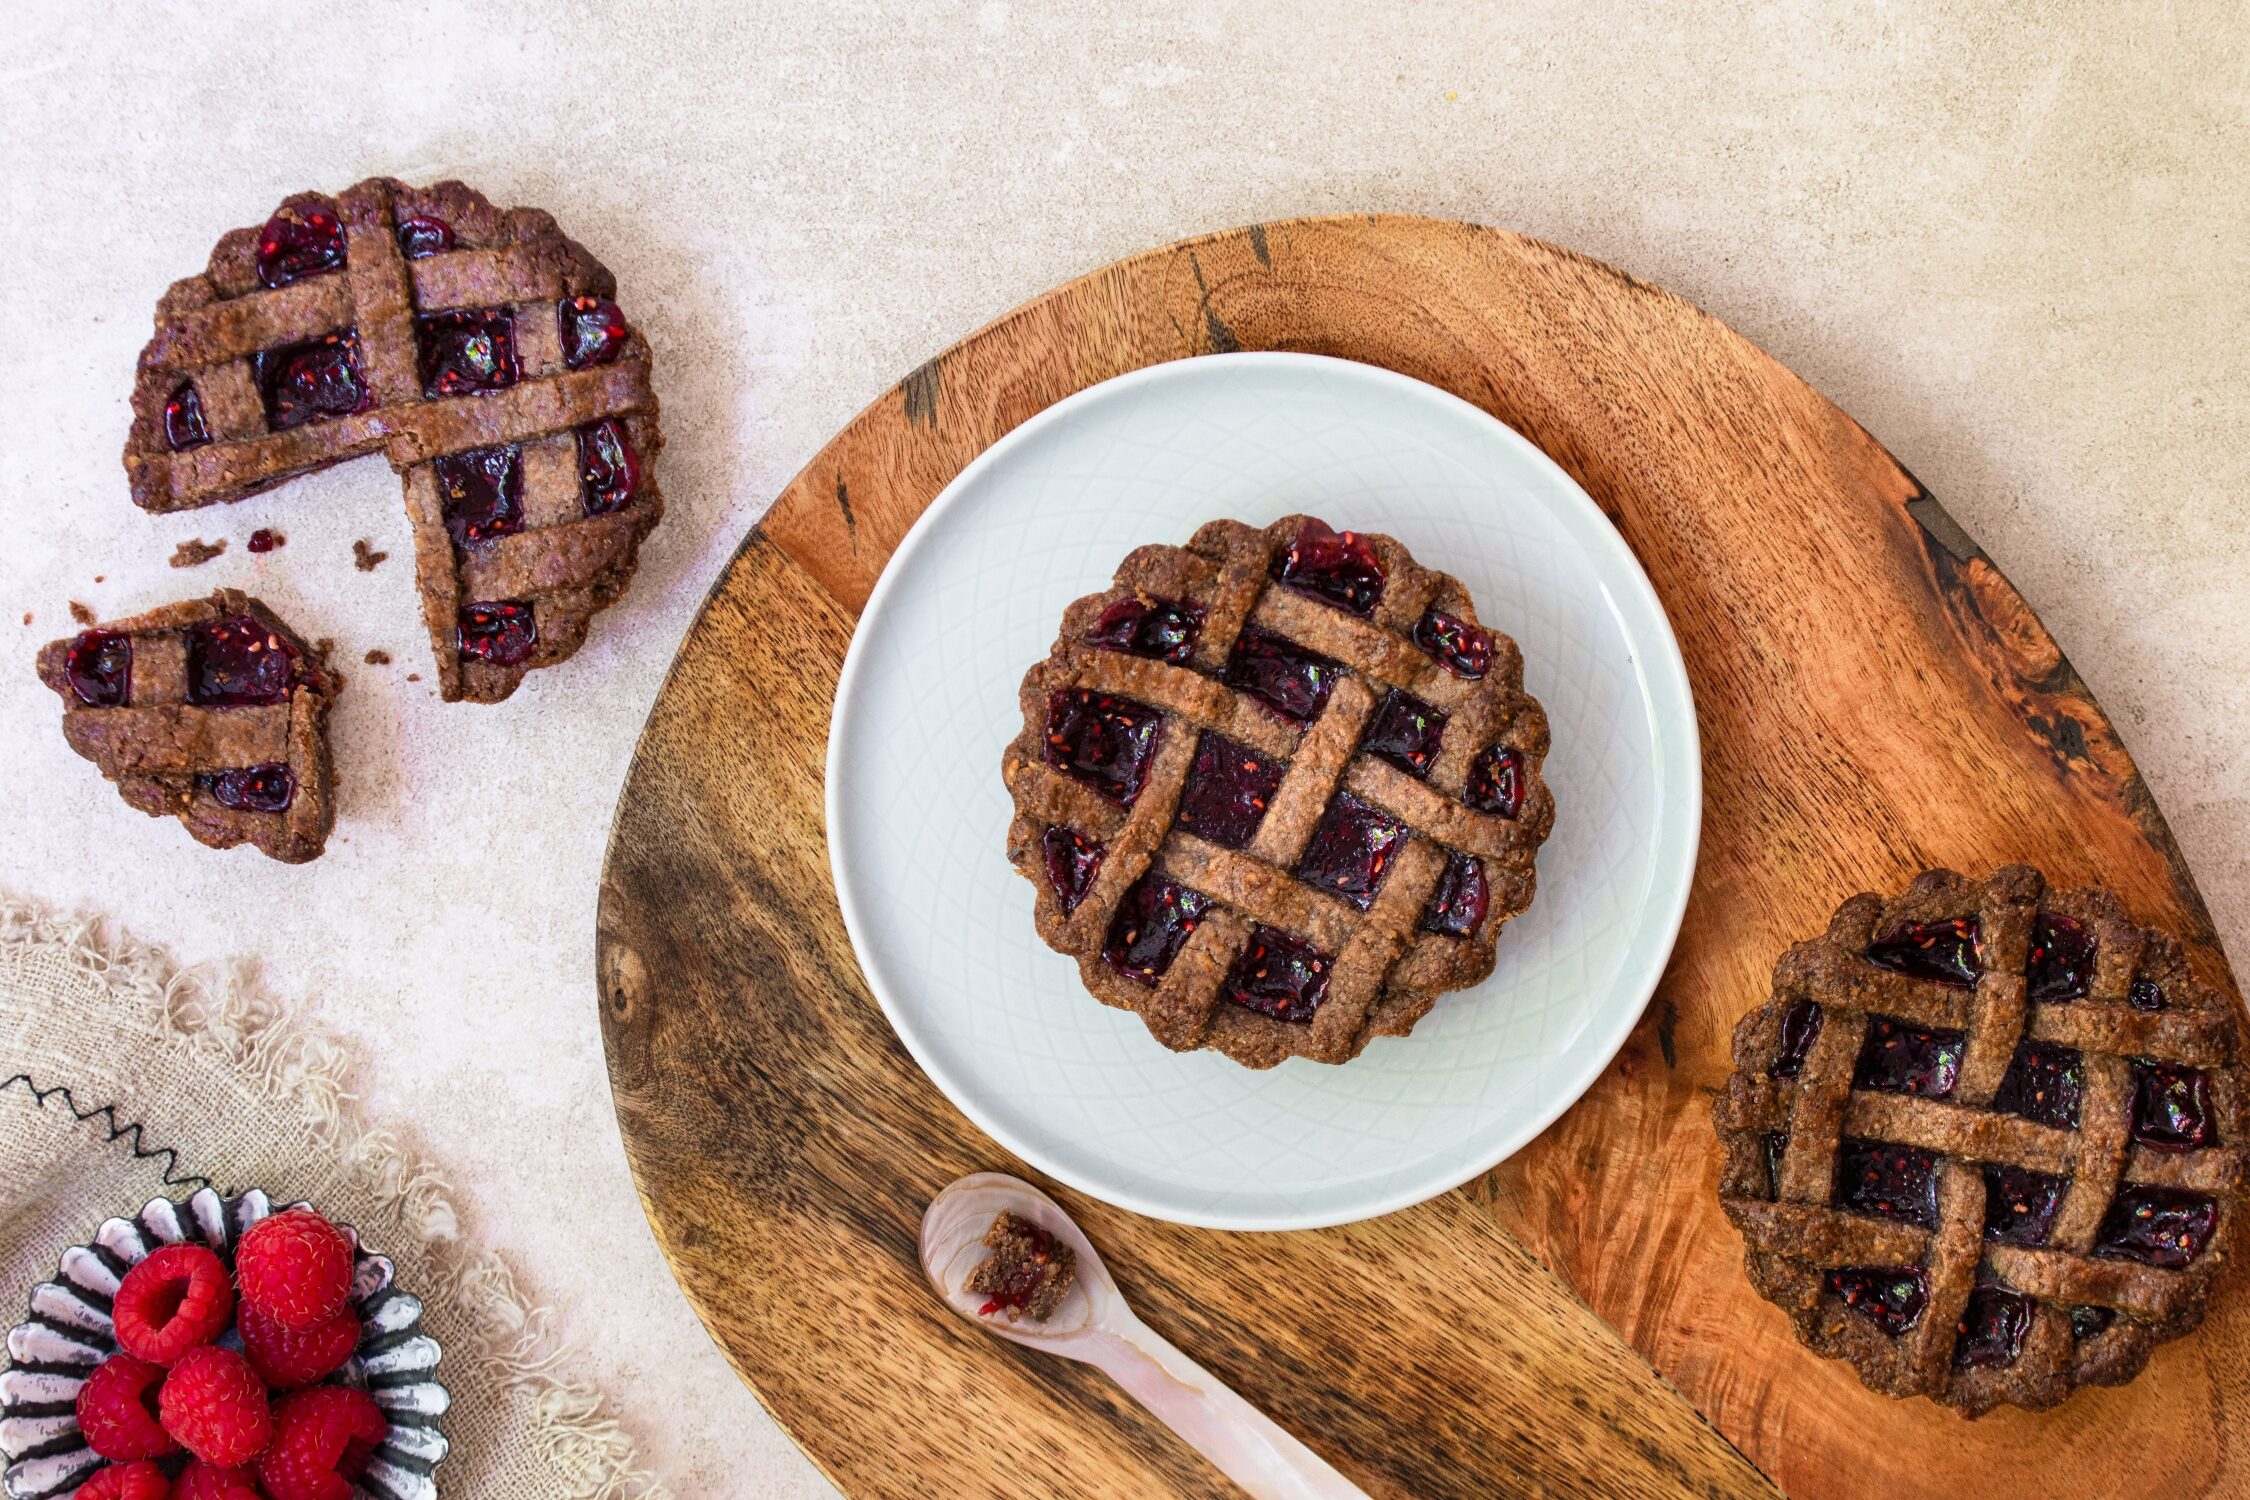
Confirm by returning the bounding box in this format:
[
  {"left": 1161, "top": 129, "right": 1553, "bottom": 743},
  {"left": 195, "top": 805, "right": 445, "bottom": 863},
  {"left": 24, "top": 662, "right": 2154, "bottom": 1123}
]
[
  {"left": 1001, "top": 514, "right": 1555, "bottom": 1069},
  {"left": 1714, "top": 865, "right": 2247, "bottom": 1415}
]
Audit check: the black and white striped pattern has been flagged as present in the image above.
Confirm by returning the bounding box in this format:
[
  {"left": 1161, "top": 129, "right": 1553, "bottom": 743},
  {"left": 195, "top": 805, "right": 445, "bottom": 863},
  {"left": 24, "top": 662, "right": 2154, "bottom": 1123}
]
[{"left": 0, "top": 1188, "right": 448, "bottom": 1499}]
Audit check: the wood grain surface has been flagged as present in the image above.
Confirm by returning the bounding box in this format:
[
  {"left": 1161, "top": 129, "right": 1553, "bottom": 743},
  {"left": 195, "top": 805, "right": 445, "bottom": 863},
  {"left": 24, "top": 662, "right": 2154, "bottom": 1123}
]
[{"left": 597, "top": 216, "right": 2247, "bottom": 1498}]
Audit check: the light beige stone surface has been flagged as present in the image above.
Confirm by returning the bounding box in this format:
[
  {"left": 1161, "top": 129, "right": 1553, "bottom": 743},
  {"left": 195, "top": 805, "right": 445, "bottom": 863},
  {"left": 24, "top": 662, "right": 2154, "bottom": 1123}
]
[{"left": 0, "top": 3, "right": 2242, "bottom": 1494}]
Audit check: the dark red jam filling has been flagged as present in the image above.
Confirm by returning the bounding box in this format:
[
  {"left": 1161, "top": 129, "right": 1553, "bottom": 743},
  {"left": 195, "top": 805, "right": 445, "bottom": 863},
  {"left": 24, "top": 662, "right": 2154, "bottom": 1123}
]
[
  {"left": 164, "top": 381, "right": 211, "bottom": 452},
  {"left": 1220, "top": 927, "right": 1333, "bottom": 1023},
  {"left": 2132, "top": 1061, "right": 2215, "bottom": 1151},
  {"left": 64, "top": 630, "right": 132, "bottom": 707},
  {"left": 255, "top": 207, "right": 346, "bottom": 289},
  {"left": 435, "top": 444, "right": 525, "bottom": 546},
  {"left": 1101, "top": 875, "right": 1209, "bottom": 984},
  {"left": 396, "top": 215, "right": 454, "bottom": 259},
  {"left": 2026, "top": 912, "right": 2094, "bottom": 1002},
  {"left": 1464, "top": 745, "right": 1524, "bottom": 818},
  {"left": 1864, "top": 917, "right": 1981, "bottom": 986},
  {"left": 1853, "top": 1016, "right": 1966, "bottom": 1098},
  {"left": 1222, "top": 625, "right": 1343, "bottom": 723},
  {"left": 1953, "top": 1284, "right": 2031, "bottom": 1369},
  {"left": 255, "top": 332, "right": 372, "bottom": 431},
  {"left": 187, "top": 615, "right": 293, "bottom": 706},
  {"left": 1828, "top": 1267, "right": 1927, "bottom": 1336},
  {"left": 560, "top": 296, "right": 630, "bottom": 369},
  {"left": 1768, "top": 999, "right": 1824, "bottom": 1078},
  {"left": 2069, "top": 1305, "right": 2115, "bottom": 1340},
  {"left": 1982, "top": 1164, "right": 2068, "bottom": 1246},
  {"left": 247, "top": 528, "right": 281, "bottom": 553},
  {"left": 1042, "top": 690, "right": 1163, "bottom": 807},
  {"left": 1834, "top": 1138, "right": 1939, "bottom": 1229},
  {"left": 578, "top": 419, "right": 640, "bottom": 516},
  {"left": 2129, "top": 978, "right": 2169, "bottom": 1012},
  {"left": 457, "top": 601, "right": 537, "bottom": 666},
  {"left": 1992, "top": 1040, "right": 2086, "bottom": 1130},
  {"left": 1272, "top": 517, "right": 1385, "bottom": 615},
  {"left": 2094, "top": 1186, "right": 2217, "bottom": 1269},
  {"left": 1174, "top": 733, "right": 1283, "bottom": 850},
  {"left": 418, "top": 309, "right": 519, "bottom": 396},
  {"left": 1763, "top": 1131, "right": 1790, "bottom": 1194},
  {"left": 1086, "top": 595, "right": 1205, "bottom": 664},
  {"left": 198, "top": 764, "right": 296, "bottom": 814},
  {"left": 1411, "top": 608, "right": 1493, "bottom": 679},
  {"left": 1419, "top": 851, "right": 1489, "bottom": 938},
  {"left": 1039, "top": 827, "right": 1104, "bottom": 913},
  {"left": 1295, "top": 791, "right": 1409, "bottom": 910},
  {"left": 1362, "top": 690, "right": 1447, "bottom": 779}
]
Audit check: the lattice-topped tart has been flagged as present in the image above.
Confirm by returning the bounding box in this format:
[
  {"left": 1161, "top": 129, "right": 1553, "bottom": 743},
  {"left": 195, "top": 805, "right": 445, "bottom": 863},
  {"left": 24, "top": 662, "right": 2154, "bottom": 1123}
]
[
  {"left": 1002, "top": 516, "right": 1555, "bottom": 1069},
  {"left": 35, "top": 591, "right": 342, "bottom": 863},
  {"left": 1715, "top": 866, "right": 2247, "bottom": 1415},
  {"left": 122, "top": 178, "right": 663, "bottom": 703}
]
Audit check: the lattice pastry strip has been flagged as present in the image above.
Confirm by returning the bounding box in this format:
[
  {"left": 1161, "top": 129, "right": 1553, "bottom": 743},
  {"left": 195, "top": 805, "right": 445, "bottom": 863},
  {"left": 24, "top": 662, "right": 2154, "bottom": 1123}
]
[
  {"left": 122, "top": 178, "right": 663, "bottom": 702},
  {"left": 1003, "top": 515, "right": 1555, "bottom": 1068},
  {"left": 35, "top": 591, "right": 342, "bottom": 863},
  {"left": 1715, "top": 866, "right": 2248, "bottom": 1414}
]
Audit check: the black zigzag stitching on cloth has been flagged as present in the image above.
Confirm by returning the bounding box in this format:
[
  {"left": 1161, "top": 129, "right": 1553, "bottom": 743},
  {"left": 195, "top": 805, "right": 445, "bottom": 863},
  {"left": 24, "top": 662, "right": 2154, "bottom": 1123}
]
[{"left": 1, "top": 1073, "right": 208, "bottom": 1190}]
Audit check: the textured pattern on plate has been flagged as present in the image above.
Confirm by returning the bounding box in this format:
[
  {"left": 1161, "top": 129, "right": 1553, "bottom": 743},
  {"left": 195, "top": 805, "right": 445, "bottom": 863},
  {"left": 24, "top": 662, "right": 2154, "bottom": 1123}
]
[{"left": 827, "top": 353, "right": 1699, "bottom": 1228}]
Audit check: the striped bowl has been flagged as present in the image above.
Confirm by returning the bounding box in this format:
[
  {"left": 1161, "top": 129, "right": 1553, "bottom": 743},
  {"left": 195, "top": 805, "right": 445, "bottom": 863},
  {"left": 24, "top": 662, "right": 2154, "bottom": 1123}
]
[{"left": 0, "top": 1187, "right": 448, "bottom": 1499}]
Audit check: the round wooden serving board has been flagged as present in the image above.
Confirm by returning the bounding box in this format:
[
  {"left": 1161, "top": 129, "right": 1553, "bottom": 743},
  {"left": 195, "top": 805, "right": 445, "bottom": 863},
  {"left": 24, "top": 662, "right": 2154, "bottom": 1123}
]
[{"left": 597, "top": 216, "right": 2247, "bottom": 1499}]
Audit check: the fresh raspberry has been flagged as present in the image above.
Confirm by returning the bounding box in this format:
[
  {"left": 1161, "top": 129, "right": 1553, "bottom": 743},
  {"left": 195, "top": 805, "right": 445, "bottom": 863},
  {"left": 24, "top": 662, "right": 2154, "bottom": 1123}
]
[
  {"left": 257, "top": 1386, "right": 389, "bottom": 1500},
  {"left": 74, "top": 1353, "right": 176, "bottom": 1461},
  {"left": 235, "top": 1209, "right": 353, "bottom": 1331},
  {"left": 239, "top": 1298, "right": 358, "bottom": 1390},
  {"left": 157, "top": 1346, "right": 272, "bottom": 1467},
  {"left": 169, "top": 1459, "right": 263, "bottom": 1500},
  {"left": 72, "top": 1461, "right": 168, "bottom": 1500},
  {"left": 112, "top": 1244, "right": 234, "bottom": 1366}
]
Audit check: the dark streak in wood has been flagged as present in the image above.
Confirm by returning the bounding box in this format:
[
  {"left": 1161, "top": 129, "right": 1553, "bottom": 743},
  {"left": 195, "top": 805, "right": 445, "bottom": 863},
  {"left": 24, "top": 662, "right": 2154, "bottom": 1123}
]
[
  {"left": 1248, "top": 223, "right": 1271, "bottom": 267},
  {"left": 1188, "top": 254, "right": 1241, "bottom": 354},
  {"left": 1657, "top": 999, "right": 1679, "bottom": 1069},
  {"left": 835, "top": 473, "right": 857, "bottom": 543},
  {"left": 903, "top": 359, "right": 941, "bottom": 429}
]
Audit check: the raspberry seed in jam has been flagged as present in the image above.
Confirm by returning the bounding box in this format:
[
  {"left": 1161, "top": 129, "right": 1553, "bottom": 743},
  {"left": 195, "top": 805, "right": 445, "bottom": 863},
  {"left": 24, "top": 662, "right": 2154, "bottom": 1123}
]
[
  {"left": 1412, "top": 608, "right": 1494, "bottom": 678},
  {"left": 560, "top": 296, "right": 630, "bottom": 369},
  {"left": 1086, "top": 595, "right": 1204, "bottom": 664},
  {"left": 255, "top": 333, "right": 373, "bottom": 431},
  {"left": 65, "top": 630, "right": 132, "bottom": 707},
  {"left": 396, "top": 215, "right": 455, "bottom": 258},
  {"left": 435, "top": 444, "right": 525, "bottom": 546},
  {"left": 187, "top": 616, "right": 294, "bottom": 707},
  {"left": 1272, "top": 517, "right": 1385, "bottom": 615},
  {"left": 255, "top": 207, "right": 346, "bottom": 288},
  {"left": 1042, "top": 690, "right": 1164, "bottom": 807},
  {"left": 417, "top": 309, "right": 519, "bottom": 396},
  {"left": 578, "top": 419, "right": 640, "bottom": 515},
  {"left": 200, "top": 764, "right": 297, "bottom": 814},
  {"left": 457, "top": 601, "right": 538, "bottom": 666},
  {"left": 164, "top": 381, "right": 211, "bottom": 452}
]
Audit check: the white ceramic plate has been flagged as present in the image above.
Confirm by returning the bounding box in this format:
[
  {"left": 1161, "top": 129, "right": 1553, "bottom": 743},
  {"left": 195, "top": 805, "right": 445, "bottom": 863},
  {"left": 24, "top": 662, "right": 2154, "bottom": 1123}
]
[{"left": 827, "top": 352, "right": 1699, "bottom": 1230}]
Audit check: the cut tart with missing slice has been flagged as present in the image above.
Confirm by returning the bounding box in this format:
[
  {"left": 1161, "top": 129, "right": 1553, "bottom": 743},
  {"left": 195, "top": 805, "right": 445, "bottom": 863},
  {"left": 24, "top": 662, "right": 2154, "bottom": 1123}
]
[
  {"left": 1002, "top": 515, "right": 1555, "bottom": 1069},
  {"left": 36, "top": 591, "right": 342, "bottom": 863},
  {"left": 121, "top": 178, "right": 662, "bottom": 703},
  {"left": 1715, "top": 865, "right": 2247, "bottom": 1415}
]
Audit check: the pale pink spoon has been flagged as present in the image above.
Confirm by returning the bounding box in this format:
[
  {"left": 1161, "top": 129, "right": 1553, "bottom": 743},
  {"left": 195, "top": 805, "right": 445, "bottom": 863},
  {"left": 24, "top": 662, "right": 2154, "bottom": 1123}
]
[{"left": 920, "top": 1173, "right": 1370, "bottom": 1500}]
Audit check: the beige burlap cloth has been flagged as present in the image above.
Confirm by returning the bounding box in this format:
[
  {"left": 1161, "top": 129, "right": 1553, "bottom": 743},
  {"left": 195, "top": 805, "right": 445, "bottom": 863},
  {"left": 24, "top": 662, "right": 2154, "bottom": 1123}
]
[{"left": 0, "top": 899, "right": 667, "bottom": 1498}]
